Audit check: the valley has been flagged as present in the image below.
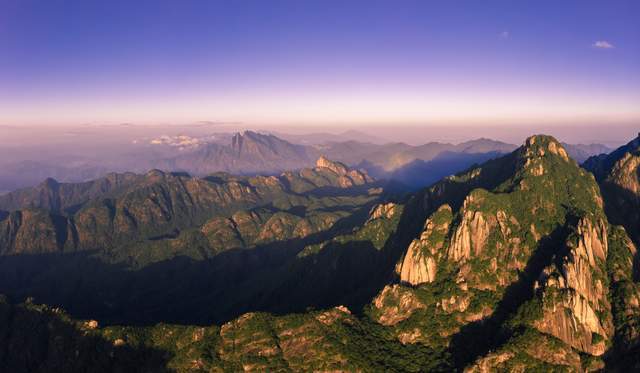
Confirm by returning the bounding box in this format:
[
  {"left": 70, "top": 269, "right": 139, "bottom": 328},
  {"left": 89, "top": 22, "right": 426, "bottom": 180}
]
[{"left": 1, "top": 134, "right": 639, "bottom": 371}]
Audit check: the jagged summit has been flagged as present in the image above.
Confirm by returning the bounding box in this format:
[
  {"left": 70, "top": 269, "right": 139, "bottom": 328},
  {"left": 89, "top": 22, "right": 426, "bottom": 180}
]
[
  {"left": 509, "top": 135, "right": 573, "bottom": 179},
  {"left": 230, "top": 130, "right": 266, "bottom": 150},
  {"left": 315, "top": 155, "right": 349, "bottom": 174},
  {"left": 231, "top": 130, "right": 265, "bottom": 153},
  {"left": 309, "top": 155, "right": 374, "bottom": 188},
  {"left": 521, "top": 134, "right": 570, "bottom": 161},
  {"left": 524, "top": 134, "right": 559, "bottom": 144}
]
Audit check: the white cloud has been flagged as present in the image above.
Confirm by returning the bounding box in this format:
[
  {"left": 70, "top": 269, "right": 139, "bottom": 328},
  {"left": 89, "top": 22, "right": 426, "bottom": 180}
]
[
  {"left": 148, "top": 134, "right": 221, "bottom": 150},
  {"left": 593, "top": 40, "right": 614, "bottom": 49},
  {"left": 150, "top": 134, "right": 202, "bottom": 150},
  {"left": 500, "top": 31, "right": 510, "bottom": 39}
]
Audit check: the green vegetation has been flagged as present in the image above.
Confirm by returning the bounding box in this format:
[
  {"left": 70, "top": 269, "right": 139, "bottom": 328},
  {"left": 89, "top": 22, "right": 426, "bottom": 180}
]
[{"left": 2, "top": 135, "right": 640, "bottom": 371}]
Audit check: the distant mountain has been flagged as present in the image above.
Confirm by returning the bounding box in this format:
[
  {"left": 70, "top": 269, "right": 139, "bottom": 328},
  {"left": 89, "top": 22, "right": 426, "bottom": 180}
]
[
  {"left": 316, "top": 138, "right": 516, "bottom": 189},
  {"left": 0, "top": 129, "right": 615, "bottom": 196},
  {"left": 153, "top": 130, "right": 317, "bottom": 175},
  {"left": 273, "top": 129, "right": 386, "bottom": 145},
  {"left": 140, "top": 132, "right": 520, "bottom": 189},
  {"left": 562, "top": 142, "right": 612, "bottom": 163},
  {"left": 316, "top": 138, "right": 513, "bottom": 170},
  {"left": 0, "top": 160, "right": 111, "bottom": 192}
]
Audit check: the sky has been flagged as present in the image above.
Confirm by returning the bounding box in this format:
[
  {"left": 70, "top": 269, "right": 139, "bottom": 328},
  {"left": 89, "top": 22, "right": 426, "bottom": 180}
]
[{"left": 0, "top": 0, "right": 639, "bottom": 128}]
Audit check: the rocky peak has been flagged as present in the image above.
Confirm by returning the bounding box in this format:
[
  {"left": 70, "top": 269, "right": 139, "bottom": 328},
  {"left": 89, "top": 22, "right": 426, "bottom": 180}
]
[
  {"left": 516, "top": 135, "right": 572, "bottom": 178},
  {"left": 231, "top": 132, "right": 243, "bottom": 149},
  {"left": 521, "top": 135, "right": 570, "bottom": 162},
  {"left": 230, "top": 131, "right": 252, "bottom": 153},
  {"left": 231, "top": 130, "right": 262, "bottom": 151},
  {"left": 315, "top": 156, "right": 349, "bottom": 175}
]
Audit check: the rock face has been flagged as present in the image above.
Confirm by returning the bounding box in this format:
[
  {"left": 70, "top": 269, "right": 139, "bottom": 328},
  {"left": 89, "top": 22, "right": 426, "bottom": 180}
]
[
  {"left": 398, "top": 204, "right": 452, "bottom": 285},
  {"left": 314, "top": 155, "right": 373, "bottom": 187},
  {"left": 533, "top": 217, "right": 612, "bottom": 356},
  {"left": 371, "top": 285, "right": 426, "bottom": 326},
  {"left": 368, "top": 202, "right": 397, "bottom": 221},
  {"left": 447, "top": 200, "right": 492, "bottom": 262},
  {"left": 316, "top": 155, "right": 349, "bottom": 175},
  {"left": 0, "top": 209, "right": 67, "bottom": 254}
]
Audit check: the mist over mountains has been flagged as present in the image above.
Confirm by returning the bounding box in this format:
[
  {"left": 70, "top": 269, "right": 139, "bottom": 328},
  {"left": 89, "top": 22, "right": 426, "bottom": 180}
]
[{"left": 0, "top": 128, "right": 612, "bottom": 193}]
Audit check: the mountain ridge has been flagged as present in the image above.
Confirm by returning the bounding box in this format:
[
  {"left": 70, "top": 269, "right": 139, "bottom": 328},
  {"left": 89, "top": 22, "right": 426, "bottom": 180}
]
[
  {"left": 0, "top": 134, "right": 638, "bottom": 371},
  {"left": 0, "top": 130, "right": 611, "bottom": 192}
]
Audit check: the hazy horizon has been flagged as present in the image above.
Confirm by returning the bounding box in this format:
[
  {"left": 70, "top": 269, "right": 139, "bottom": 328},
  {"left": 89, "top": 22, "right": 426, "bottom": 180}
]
[
  {"left": 1, "top": 0, "right": 639, "bottom": 191},
  {"left": 0, "top": 122, "right": 637, "bottom": 148}
]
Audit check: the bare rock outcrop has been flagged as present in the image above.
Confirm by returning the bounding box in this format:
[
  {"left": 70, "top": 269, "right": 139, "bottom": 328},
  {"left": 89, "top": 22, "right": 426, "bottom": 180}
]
[
  {"left": 465, "top": 351, "right": 515, "bottom": 373},
  {"left": 315, "top": 156, "right": 373, "bottom": 187},
  {"left": 315, "top": 305, "right": 352, "bottom": 326},
  {"left": 534, "top": 216, "right": 612, "bottom": 356},
  {"left": 397, "top": 204, "right": 452, "bottom": 285},
  {"left": 368, "top": 202, "right": 397, "bottom": 221},
  {"left": 447, "top": 194, "right": 494, "bottom": 262},
  {"left": 466, "top": 333, "right": 583, "bottom": 372},
  {"left": 371, "top": 285, "right": 426, "bottom": 326},
  {"left": 519, "top": 135, "right": 572, "bottom": 177},
  {"left": 315, "top": 156, "right": 349, "bottom": 175}
]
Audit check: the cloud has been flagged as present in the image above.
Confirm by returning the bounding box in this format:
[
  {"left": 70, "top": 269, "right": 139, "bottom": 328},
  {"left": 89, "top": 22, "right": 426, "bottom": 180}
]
[
  {"left": 149, "top": 134, "right": 221, "bottom": 150},
  {"left": 500, "top": 31, "right": 510, "bottom": 39},
  {"left": 150, "top": 135, "right": 202, "bottom": 149},
  {"left": 592, "top": 40, "right": 614, "bottom": 49}
]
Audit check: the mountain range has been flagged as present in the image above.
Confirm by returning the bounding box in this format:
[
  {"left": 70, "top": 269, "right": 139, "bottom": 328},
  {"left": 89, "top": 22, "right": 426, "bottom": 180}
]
[
  {"left": 0, "top": 133, "right": 638, "bottom": 371},
  {"left": 0, "top": 130, "right": 611, "bottom": 192}
]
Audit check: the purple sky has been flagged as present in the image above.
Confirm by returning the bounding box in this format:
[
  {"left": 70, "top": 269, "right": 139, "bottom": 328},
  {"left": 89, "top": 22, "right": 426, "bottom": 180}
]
[{"left": 0, "top": 0, "right": 638, "bottom": 128}]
